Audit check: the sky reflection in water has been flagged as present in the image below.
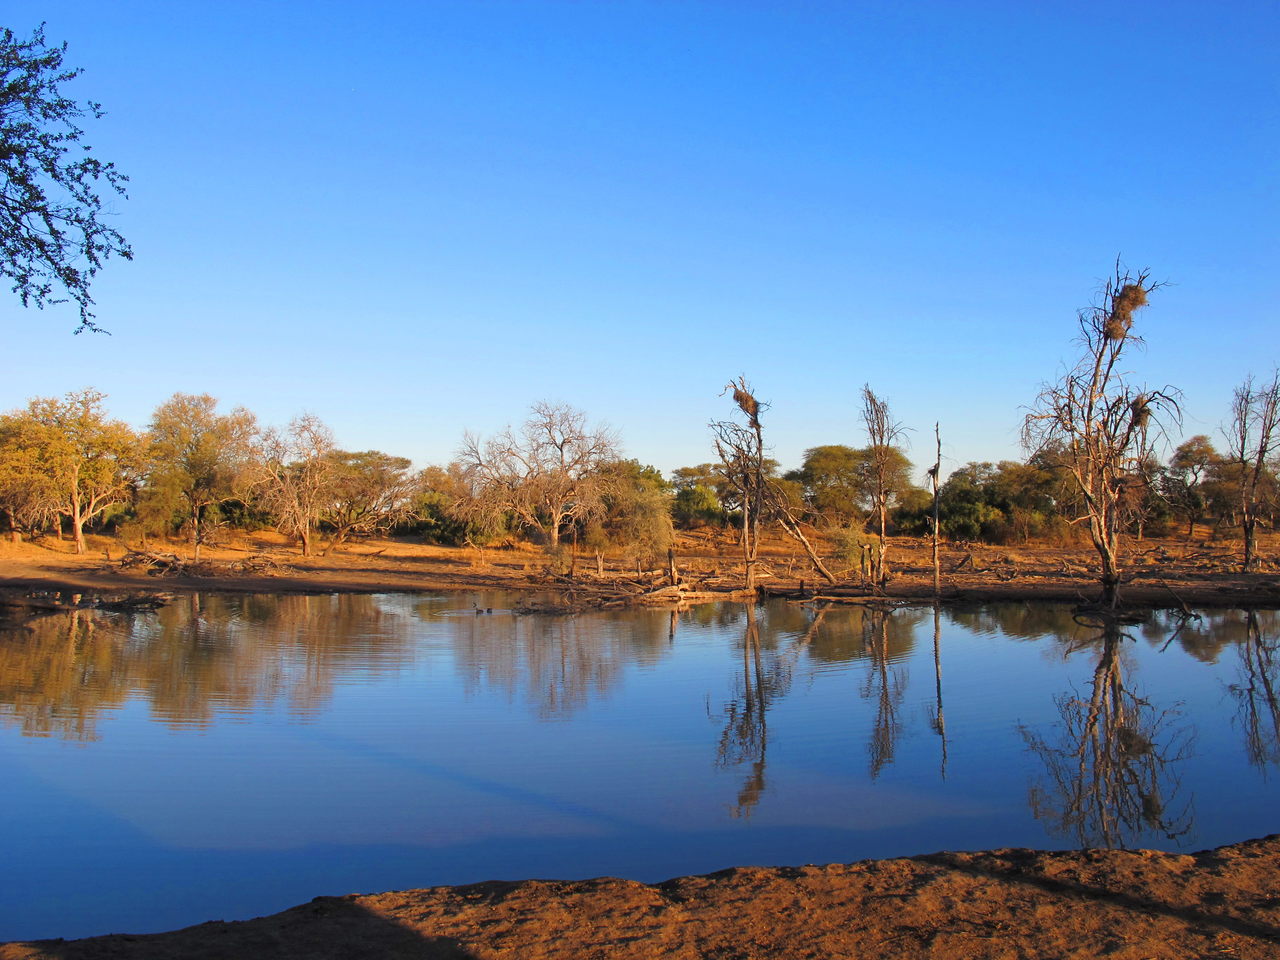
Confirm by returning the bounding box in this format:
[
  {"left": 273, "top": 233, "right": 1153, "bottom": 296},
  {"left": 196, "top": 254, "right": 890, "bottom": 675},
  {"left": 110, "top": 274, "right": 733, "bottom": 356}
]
[{"left": 0, "top": 594, "right": 1277, "bottom": 941}]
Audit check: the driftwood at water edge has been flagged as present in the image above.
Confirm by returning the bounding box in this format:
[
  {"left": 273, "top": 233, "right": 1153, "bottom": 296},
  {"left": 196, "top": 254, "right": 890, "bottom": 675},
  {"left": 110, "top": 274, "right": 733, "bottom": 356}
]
[
  {"left": 117, "top": 550, "right": 292, "bottom": 578},
  {"left": 514, "top": 578, "right": 750, "bottom": 615},
  {"left": 0, "top": 589, "right": 172, "bottom": 624}
]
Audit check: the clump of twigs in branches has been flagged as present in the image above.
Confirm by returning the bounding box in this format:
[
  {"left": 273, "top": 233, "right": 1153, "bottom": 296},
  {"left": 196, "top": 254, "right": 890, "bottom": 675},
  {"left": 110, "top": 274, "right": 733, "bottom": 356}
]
[
  {"left": 1103, "top": 282, "right": 1149, "bottom": 341},
  {"left": 1022, "top": 261, "right": 1181, "bottom": 605}
]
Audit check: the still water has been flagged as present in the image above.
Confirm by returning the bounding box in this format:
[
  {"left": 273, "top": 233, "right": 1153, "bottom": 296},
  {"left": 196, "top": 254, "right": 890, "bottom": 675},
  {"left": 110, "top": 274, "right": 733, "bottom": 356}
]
[{"left": 1, "top": 593, "right": 1278, "bottom": 940}]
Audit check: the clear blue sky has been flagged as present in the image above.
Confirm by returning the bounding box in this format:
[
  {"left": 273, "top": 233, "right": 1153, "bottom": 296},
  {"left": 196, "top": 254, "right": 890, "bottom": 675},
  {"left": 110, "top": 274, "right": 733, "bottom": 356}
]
[{"left": 4, "top": 1, "right": 1276, "bottom": 480}]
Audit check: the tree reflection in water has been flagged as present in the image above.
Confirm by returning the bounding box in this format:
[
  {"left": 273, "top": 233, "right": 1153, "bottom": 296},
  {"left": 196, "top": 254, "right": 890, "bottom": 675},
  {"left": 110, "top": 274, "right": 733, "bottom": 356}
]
[
  {"left": 1231, "top": 611, "right": 1280, "bottom": 772},
  {"left": 1021, "top": 621, "right": 1194, "bottom": 849},
  {"left": 0, "top": 608, "right": 115, "bottom": 740},
  {"left": 862, "top": 607, "right": 908, "bottom": 778},
  {"left": 715, "top": 605, "right": 789, "bottom": 817},
  {"left": 930, "top": 603, "right": 948, "bottom": 779},
  {"left": 713, "top": 601, "right": 932, "bottom": 816},
  {"left": 449, "top": 606, "right": 673, "bottom": 719},
  {"left": 0, "top": 595, "right": 418, "bottom": 739}
]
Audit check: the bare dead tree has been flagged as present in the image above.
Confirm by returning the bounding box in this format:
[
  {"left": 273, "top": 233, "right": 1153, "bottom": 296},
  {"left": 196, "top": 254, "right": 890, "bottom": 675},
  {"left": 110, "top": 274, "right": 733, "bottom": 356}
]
[
  {"left": 711, "top": 378, "right": 767, "bottom": 590},
  {"left": 862, "top": 608, "right": 906, "bottom": 778},
  {"left": 1232, "top": 611, "right": 1280, "bottom": 771},
  {"left": 254, "top": 415, "right": 336, "bottom": 557},
  {"left": 929, "top": 423, "right": 942, "bottom": 597},
  {"left": 711, "top": 378, "right": 836, "bottom": 589},
  {"left": 457, "top": 402, "right": 619, "bottom": 549},
  {"left": 1224, "top": 371, "right": 1280, "bottom": 571},
  {"left": 862, "top": 385, "right": 907, "bottom": 590},
  {"left": 931, "top": 603, "right": 947, "bottom": 779},
  {"left": 1021, "top": 626, "right": 1193, "bottom": 849},
  {"left": 1023, "top": 265, "right": 1180, "bottom": 605}
]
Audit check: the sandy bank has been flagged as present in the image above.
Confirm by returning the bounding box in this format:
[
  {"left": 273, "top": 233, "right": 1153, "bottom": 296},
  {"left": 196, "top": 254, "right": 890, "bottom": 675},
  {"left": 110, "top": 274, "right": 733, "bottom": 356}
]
[{"left": 4, "top": 836, "right": 1278, "bottom": 959}]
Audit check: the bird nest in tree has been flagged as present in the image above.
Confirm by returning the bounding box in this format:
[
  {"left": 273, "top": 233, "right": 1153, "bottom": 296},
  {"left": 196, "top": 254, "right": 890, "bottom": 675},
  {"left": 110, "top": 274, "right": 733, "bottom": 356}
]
[
  {"left": 1130, "top": 394, "right": 1152, "bottom": 429},
  {"left": 732, "top": 385, "right": 759, "bottom": 422},
  {"left": 1103, "top": 283, "right": 1149, "bottom": 341}
]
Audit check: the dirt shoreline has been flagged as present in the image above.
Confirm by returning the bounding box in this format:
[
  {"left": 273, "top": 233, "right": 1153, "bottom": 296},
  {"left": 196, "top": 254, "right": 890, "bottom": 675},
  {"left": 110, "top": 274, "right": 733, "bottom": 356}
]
[
  {"left": 3, "top": 531, "right": 1280, "bottom": 609},
  {"left": 3, "top": 835, "right": 1278, "bottom": 959}
]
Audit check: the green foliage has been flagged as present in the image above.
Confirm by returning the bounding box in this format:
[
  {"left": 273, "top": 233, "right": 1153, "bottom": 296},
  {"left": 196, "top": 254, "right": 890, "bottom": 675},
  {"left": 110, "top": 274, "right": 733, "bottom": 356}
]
[
  {"left": 0, "top": 24, "right": 131, "bottom": 330},
  {"left": 672, "top": 483, "right": 724, "bottom": 528},
  {"left": 936, "top": 459, "right": 1080, "bottom": 544},
  {"left": 795, "top": 444, "right": 865, "bottom": 524},
  {"left": 146, "top": 393, "right": 257, "bottom": 556},
  {"left": 889, "top": 485, "right": 933, "bottom": 536},
  {"left": 409, "top": 464, "right": 497, "bottom": 545},
  {"left": 584, "top": 459, "right": 673, "bottom": 562},
  {"left": 790, "top": 443, "right": 914, "bottom": 527},
  {"left": 831, "top": 524, "right": 872, "bottom": 569},
  {"left": 0, "top": 388, "right": 140, "bottom": 549},
  {"left": 316, "top": 449, "right": 417, "bottom": 550}
]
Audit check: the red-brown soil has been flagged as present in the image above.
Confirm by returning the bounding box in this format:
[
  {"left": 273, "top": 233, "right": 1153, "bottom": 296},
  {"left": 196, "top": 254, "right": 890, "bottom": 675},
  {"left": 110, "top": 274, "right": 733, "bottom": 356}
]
[
  {"left": 4, "top": 836, "right": 1279, "bottom": 959},
  {"left": 2, "top": 528, "right": 1279, "bottom": 608}
]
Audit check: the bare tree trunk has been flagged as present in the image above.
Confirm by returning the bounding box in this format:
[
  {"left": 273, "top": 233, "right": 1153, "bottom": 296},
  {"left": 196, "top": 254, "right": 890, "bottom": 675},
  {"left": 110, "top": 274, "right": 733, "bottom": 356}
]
[
  {"left": 775, "top": 511, "right": 837, "bottom": 584},
  {"left": 1096, "top": 526, "right": 1121, "bottom": 606},
  {"left": 876, "top": 498, "right": 889, "bottom": 588},
  {"left": 933, "top": 603, "right": 947, "bottom": 778},
  {"left": 71, "top": 483, "right": 86, "bottom": 554},
  {"left": 931, "top": 423, "right": 941, "bottom": 598}
]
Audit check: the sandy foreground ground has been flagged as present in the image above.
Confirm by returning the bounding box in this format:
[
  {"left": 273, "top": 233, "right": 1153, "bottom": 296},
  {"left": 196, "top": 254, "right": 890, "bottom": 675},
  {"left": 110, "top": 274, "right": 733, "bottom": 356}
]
[
  {"left": 2, "top": 836, "right": 1279, "bottom": 959},
  {"left": 3, "top": 530, "right": 1280, "bottom": 958}
]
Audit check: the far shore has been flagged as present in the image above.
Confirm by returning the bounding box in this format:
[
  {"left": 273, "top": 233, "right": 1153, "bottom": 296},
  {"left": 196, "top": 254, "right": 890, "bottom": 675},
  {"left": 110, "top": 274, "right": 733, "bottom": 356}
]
[{"left": 3, "top": 528, "right": 1280, "bottom": 609}]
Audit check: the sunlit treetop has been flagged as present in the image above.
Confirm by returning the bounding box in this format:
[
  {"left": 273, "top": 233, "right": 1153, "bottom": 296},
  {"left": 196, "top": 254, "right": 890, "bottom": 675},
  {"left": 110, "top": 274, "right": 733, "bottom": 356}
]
[{"left": 0, "top": 23, "right": 130, "bottom": 332}]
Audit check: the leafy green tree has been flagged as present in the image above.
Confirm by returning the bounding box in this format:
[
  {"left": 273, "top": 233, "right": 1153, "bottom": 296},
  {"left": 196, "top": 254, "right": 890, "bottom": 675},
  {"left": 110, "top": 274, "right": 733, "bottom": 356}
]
[
  {"left": 671, "top": 463, "right": 721, "bottom": 490},
  {"left": 583, "top": 460, "right": 673, "bottom": 566},
  {"left": 146, "top": 393, "right": 257, "bottom": 559},
  {"left": 938, "top": 462, "right": 1003, "bottom": 541},
  {"left": 421, "top": 463, "right": 494, "bottom": 545},
  {"left": 672, "top": 482, "right": 724, "bottom": 528},
  {"left": 0, "top": 24, "right": 131, "bottom": 330},
  {"left": 1162, "top": 435, "right": 1219, "bottom": 538},
  {"left": 320, "top": 450, "right": 417, "bottom": 552},
  {"left": 889, "top": 484, "right": 934, "bottom": 536},
  {"left": 794, "top": 444, "right": 866, "bottom": 525},
  {"left": 0, "top": 389, "right": 139, "bottom": 552},
  {"left": 672, "top": 459, "right": 780, "bottom": 520},
  {"left": 987, "top": 456, "right": 1071, "bottom": 541},
  {"left": 0, "top": 410, "right": 59, "bottom": 540}
]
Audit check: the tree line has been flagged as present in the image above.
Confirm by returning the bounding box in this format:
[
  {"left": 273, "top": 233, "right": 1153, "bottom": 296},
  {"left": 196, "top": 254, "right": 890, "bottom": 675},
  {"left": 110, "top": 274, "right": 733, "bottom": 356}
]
[
  {"left": 0, "top": 370, "right": 1273, "bottom": 572},
  {"left": 0, "top": 269, "right": 1276, "bottom": 597}
]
